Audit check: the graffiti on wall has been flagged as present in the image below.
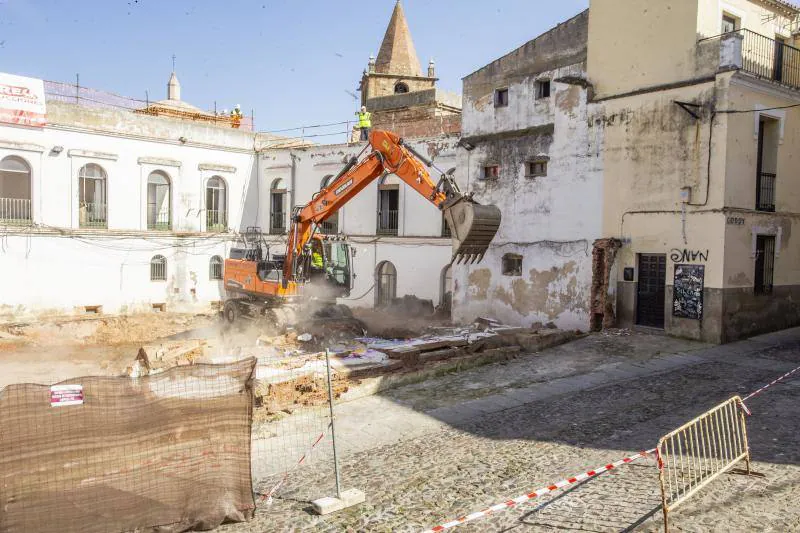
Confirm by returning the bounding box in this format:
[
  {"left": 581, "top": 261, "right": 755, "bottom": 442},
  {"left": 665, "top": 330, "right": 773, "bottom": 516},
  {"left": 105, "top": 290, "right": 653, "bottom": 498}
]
[
  {"left": 670, "top": 249, "right": 709, "bottom": 263},
  {"left": 673, "top": 264, "right": 704, "bottom": 320}
]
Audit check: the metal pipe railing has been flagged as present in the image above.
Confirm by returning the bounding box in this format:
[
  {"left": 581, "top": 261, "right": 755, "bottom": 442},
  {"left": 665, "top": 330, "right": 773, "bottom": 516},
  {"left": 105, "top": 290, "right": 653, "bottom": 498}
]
[
  {"left": 79, "top": 202, "right": 107, "bottom": 228},
  {"left": 0, "top": 198, "right": 32, "bottom": 224},
  {"left": 376, "top": 209, "right": 399, "bottom": 236},
  {"left": 704, "top": 29, "right": 800, "bottom": 89}
]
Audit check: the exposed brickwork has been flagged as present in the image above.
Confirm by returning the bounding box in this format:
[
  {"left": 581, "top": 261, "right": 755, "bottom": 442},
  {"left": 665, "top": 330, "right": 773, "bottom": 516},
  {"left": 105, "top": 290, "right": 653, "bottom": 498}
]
[
  {"left": 371, "top": 106, "right": 461, "bottom": 139},
  {"left": 591, "top": 238, "right": 622, "bottom": 331}
]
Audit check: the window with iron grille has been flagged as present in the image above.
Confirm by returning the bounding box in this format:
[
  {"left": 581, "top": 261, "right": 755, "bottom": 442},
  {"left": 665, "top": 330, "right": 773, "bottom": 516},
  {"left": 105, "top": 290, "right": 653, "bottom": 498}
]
[
  {"left": 754, "top": 235, "right": 775, "bottom": 295},
  {"left": 210, "top": 255, "right": 223, "bottom": 280},
  {"left": 482, "top": 165, "right": 499, "bottom": 180},
  {"left": 150, "top": 255, "right": 167, "bottom": 281},
  {"left": 526, "top": 159, "right": 548, "bottom": 177},
  {"left": 536, "top": 80, "right": 551, "bottom": 99},
  {"left": 494, "top": 88, "right": 509, "bottom": 108},
  {"left": 502, "top": 253, "right": 523, "bottom": 276}
]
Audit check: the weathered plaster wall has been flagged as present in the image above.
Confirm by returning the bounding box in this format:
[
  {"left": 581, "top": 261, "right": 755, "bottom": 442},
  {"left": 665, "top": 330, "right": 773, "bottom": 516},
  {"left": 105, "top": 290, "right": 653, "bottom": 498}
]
[{"left": 454, "top": 45, "right": 602, "bottom": 329}]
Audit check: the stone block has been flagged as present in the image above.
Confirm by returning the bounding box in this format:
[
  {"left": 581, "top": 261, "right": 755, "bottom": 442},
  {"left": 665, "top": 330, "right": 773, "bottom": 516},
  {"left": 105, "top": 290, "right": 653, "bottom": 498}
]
[{"left": 312, "top": 488, "right": 366, "bottom": 515}]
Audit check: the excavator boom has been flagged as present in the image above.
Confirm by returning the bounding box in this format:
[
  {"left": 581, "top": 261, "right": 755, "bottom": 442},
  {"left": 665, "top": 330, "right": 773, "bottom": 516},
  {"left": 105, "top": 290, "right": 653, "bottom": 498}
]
[{"left": 286, "top": 130, "right": 501, "bottom": 278}]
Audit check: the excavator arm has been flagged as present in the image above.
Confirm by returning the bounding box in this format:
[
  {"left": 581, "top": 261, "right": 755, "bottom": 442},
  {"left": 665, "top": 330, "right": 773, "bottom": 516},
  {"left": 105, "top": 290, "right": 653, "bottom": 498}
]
[{"left": 283, "top": 129, "right": 501, "bottom": 283}]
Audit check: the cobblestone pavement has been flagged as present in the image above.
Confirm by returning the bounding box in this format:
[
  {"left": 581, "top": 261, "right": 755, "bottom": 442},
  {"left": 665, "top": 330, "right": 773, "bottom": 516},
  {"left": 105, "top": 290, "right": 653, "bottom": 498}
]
[{"left": 224, "top": 328, "right": 800, "bottom": 532}]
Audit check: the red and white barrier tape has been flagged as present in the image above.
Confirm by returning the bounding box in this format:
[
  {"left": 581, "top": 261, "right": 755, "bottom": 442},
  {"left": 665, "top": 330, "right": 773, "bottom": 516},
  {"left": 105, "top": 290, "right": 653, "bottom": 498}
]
[
  {"left": 742, "top": 362, "right": 800, "bottom": 405},
  {"left": 423, "top": 449, "right": 655, "bottom": 532},
  {"left": 423, "top": 362, "right": 800, "bottom": 531},
  {"left": 258, "top": 422, "right": 332, "bottom": 505}
]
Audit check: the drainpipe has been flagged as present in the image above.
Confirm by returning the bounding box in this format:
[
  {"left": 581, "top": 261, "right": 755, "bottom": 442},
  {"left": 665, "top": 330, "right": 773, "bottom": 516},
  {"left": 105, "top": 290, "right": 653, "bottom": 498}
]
[{"left": 290, "top": 152, "right": 297, "bottom": 229}]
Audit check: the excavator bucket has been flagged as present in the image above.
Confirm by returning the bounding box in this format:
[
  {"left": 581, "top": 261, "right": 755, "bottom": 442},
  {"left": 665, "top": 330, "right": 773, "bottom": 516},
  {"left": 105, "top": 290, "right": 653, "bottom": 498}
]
[{"left": 444, "top": 200, "right": 502, "bottom": 264}]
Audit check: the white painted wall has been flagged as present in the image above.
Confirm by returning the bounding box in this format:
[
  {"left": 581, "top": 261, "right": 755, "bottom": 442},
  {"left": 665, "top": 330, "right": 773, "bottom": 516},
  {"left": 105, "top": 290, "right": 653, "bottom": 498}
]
[{"left": 0, "top": 99, "right": 458, "bottom": 318}]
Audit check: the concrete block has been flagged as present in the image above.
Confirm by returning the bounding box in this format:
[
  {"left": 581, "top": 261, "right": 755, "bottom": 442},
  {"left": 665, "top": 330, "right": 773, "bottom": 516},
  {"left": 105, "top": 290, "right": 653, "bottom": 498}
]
[{"left": 312, "top": 488, "right": 366, "bottom": 515}]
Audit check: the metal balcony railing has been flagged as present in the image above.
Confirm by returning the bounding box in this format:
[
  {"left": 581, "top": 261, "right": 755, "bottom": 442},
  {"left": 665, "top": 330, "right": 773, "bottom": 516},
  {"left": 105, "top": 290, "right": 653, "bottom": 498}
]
[
  {"left": 0, "top": 198, "right": 32, "bottom": 225},
  {"left": 377, "top": 209, "right": 399, "bottom": 236},
  {"left": 320, "top": 218, "right": 338, "bottom": 235},
  {"left": 756, "top": 172, "right": 776, "bottom": 212},
  {"left": 270, "top": 212, "right": 286, "bottom": 234},
  {"left": 708, "top": 29, "right": 800, "bottom": 89},
  {"left": 147, "top": 207, "right": 171, "bottom": 231},
  {"left": 206, "top": 209, "right": 228, "bottom": 232},
  {"left": 79, "top": 202, "right": 107, "bottom": 228}
]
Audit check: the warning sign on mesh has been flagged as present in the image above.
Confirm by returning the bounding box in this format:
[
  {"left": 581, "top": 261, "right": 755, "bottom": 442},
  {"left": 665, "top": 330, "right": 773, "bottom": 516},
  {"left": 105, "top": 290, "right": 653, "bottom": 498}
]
[{"left": 50, "top": 385, "right": 84, "bottom": 407}]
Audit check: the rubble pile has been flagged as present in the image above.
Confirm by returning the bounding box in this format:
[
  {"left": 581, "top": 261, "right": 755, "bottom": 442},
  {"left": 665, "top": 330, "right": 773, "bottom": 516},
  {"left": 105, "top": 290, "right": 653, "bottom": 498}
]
[{"left": 123, "top": 312, "right": 581, "bottom": 419}]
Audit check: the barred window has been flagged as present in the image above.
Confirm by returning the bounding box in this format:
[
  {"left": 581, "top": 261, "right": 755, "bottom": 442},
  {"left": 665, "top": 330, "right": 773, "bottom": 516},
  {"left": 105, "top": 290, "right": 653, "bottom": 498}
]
[
  {"left": 754, "top": 235, "right": 775, "bottom": 295},
  {"left": 210, "top": 255, "right": 223, "bottom": 280},
  {"left": 150, "top": 255, "right": 167, "bottom": 281},
  {"left": 502, "top": 253, "right": 523, "bottom": 276}
]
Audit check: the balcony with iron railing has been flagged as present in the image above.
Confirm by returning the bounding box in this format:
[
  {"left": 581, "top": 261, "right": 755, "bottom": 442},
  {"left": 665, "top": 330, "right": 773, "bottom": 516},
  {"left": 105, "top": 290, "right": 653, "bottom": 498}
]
[
  {"left": 147, "top": 207, "right": 171, "bottom": 231},
  {"left": 319, "top": 217, "right": 338, "bottom": 235},
  {"left": 79, "top": 202, "right": 107, "bottom": 228},
  {"left": 206, "top": 209, "right": 228, "bottom": 232},
  {"left": 756, "top": 172, "right": 776, "bottom": 212},
  {"left": 704, "top": 29, "right": 800, "bottom": 90},
  {"left": 0, "top": 198, "right": 32, "bottom": 225},
  {"left": 377, "top": 209, "right": 399, "bottom": 236},
  {"left": 270, "top": 212, "right": 286, "bottom": 234}
]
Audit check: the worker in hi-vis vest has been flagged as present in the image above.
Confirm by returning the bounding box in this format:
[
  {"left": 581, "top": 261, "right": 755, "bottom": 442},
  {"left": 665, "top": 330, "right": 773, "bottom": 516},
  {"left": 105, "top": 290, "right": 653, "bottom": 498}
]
[{"left": 356, "top": 106, "right": 371, "bottom": 141}]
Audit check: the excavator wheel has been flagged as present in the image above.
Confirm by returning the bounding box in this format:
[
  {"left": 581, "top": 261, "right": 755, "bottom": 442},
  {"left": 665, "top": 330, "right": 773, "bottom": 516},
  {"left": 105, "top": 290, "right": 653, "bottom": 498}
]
[{"left": 223, "top": 300, "right": 239, "bottom": 324}]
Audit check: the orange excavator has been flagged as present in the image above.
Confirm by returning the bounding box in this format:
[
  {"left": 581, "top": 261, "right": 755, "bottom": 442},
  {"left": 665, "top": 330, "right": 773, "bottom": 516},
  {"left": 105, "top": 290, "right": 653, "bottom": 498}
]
[{"left": 221, "top": 129, "right": 501, "bottom": 323}]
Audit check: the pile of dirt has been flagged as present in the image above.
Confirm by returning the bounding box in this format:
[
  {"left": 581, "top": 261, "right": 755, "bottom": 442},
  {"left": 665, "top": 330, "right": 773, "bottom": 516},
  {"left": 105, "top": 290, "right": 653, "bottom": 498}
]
[{"left": 0, "top": 313, "right": 215, "bottom": 348}]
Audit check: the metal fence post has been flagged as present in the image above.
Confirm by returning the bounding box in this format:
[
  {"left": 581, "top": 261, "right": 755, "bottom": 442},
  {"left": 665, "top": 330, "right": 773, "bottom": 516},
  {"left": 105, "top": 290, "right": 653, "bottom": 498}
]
[{"left": 324, "top": 349, "right": 342, "bottom": 499}]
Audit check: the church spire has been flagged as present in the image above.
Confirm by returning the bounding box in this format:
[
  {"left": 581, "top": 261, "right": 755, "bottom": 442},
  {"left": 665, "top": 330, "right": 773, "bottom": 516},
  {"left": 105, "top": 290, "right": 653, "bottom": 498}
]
[{"left": 375, "top": 0, "right": 423, "bottom": 77}]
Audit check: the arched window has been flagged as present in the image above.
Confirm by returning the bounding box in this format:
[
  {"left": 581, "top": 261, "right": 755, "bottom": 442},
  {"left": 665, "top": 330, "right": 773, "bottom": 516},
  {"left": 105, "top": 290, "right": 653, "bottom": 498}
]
[
  {"left": 394, "top": 82, "right": 409, "bottom": 94},
  {"left": 147, "top": 171, "right": 171, "bottom": 230},
  {"left": 375, "top": 261, "right": 397, "bottom": 307},
  {"left": 319, "top": 174, "right": 338, "bottom": 235},
  {"left": 150, "top": 255, "right": 167, "bottom": 281},
  {"left": 0, "top": 156, "right": 32, "bottom": 224},
  {"left": 206, "top": 176, "right": 227, "bottom": 232},
  {"left": 209, "top": 255, "right": 223, "bottom": 280},
  {"left": 440, "top": 264, "right": 453, "bottom": 312},
  {"left": 270, "top": 178, "right": 286, "bottom": 234},
  {"left": 78, "top": 163, "right": 107, "bottom": 228}
]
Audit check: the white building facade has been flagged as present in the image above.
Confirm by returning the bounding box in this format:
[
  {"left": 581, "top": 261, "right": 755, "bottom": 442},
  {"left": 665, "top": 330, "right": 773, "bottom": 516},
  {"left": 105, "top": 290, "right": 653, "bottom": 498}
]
[{"left": 0, "top": 75, "right": 457, "bottom": 320}]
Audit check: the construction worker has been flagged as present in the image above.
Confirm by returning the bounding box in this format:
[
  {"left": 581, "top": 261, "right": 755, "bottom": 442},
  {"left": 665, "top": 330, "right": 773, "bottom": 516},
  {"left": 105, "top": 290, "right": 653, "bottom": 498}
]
[
  {"left": 230, "top": 104, "right": 243, "bottom": 129},
  {"left": 355, "top": 105, "right": 371, "bottom": 141},
  {"left": 312, "top": 249, "right": 324, "bottom": 269}
]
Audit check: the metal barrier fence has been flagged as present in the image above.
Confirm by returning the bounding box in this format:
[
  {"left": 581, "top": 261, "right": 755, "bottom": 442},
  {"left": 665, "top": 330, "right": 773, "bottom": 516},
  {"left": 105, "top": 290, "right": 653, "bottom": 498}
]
[{"left": 656, "top": 395, "right": 750, "bottom": 532}]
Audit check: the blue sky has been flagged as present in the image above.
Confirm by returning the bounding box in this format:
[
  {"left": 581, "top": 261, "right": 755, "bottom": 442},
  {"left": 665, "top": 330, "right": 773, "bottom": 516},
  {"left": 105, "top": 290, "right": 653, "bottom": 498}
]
[{"left": 0, "top": 0, "right": 588, "bottom": 133}]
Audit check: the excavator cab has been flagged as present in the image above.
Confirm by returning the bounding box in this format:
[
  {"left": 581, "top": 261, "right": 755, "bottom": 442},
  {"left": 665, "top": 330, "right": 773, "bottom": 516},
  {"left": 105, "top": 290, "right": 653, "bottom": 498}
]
[{"left": 302, "top": 235, "right": 354, "bottom": 300}]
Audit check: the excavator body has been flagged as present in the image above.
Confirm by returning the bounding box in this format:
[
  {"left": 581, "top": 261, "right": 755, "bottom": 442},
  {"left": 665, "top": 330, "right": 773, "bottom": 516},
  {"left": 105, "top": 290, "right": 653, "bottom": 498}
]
[{"left": 221, "top": 129, "right": 501, "bottom": 323}]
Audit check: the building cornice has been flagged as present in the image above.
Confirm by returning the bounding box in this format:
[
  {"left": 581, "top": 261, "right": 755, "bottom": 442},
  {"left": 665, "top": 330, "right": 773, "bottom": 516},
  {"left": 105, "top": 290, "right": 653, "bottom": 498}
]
[
  {"left": 0, "top": 139, "right": 46, "bottom": 153},
  {"left": 68, "top": 149, "right": 118, "bottom": 161},
  {"left": 198, "top": 163, "right": 237, "bottom": 173},
  {"left": 138, "top": 156, "right": 181, "bottom": 167}
]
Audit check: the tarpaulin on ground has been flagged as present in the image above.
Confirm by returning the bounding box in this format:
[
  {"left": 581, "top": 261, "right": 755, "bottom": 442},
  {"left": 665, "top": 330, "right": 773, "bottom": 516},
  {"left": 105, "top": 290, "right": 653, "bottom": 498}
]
[
  {"left": 0, "top": 72, "right": 46, "bottom": 127},
  {"left": 0, "top": 358, "right": 257, "bottom": 533}
]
